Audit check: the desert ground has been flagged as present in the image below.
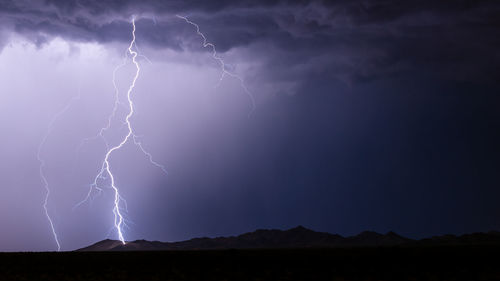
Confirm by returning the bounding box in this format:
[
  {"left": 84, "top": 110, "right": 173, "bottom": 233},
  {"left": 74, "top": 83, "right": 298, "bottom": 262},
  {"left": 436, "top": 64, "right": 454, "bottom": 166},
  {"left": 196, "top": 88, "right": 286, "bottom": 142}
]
[{"left": 1, "top": 246, "right": 498, "bottom": 281}]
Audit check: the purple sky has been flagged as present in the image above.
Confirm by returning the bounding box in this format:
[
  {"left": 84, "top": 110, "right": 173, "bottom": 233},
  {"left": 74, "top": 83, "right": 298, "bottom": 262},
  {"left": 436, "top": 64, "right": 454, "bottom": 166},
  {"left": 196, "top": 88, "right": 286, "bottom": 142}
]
[{"left": 0, "top": 0, "right": 499, "bottom": 251}]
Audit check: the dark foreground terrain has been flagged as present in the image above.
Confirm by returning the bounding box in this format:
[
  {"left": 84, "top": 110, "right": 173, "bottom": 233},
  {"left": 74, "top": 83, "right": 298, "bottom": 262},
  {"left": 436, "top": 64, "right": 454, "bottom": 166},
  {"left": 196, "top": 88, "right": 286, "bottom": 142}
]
[{"left": 1, "top": 246, "right": 499, "bottom": 281}]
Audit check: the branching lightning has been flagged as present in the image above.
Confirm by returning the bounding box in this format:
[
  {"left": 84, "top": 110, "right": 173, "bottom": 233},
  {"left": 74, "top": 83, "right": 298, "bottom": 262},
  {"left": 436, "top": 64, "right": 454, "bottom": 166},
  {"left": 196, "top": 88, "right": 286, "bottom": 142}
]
[
  {"left": 176, "top": 15, "right": 256, "bottom": 117},
  {"left": 72, "top": 55, "right": 128, "bottom": 209}
]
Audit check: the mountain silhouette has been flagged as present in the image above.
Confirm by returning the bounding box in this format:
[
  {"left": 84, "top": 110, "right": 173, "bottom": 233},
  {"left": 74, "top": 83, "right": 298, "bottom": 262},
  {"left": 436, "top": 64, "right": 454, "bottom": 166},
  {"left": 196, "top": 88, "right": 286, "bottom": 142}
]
[{"left": 78, "top": 227, "right": 500, "bottom": 251}]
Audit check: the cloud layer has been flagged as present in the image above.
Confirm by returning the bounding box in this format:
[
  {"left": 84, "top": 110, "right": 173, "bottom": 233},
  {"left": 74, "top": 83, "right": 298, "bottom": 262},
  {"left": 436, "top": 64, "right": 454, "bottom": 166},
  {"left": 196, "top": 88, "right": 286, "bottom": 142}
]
[{"left": 2, "top": 0, "right": 499, "bottom": 86}]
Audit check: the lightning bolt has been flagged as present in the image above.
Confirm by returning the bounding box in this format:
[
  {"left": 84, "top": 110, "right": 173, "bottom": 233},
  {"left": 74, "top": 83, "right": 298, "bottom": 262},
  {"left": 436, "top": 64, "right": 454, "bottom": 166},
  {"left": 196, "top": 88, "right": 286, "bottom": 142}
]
[
  {"left": 40, "top": 15, "right": 246, "bottom": 249},
  {"left": 38, "top": 86, "right": 82, "bottom": 251},
  {"left": 95, "top": 17, "right": 141, "bottom": 244},
  {"left": 176, "top": 15, "right": 256, "bottom": 117},
  {"left": 75, "top": 16, "right": 167, "bottom": 244}
]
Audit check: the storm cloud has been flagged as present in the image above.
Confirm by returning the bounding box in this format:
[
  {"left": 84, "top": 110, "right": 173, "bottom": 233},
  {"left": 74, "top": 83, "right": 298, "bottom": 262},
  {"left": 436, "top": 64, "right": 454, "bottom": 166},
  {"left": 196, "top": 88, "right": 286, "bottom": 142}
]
[{"left": 2, "top": 0, "right": 499, "bottom": 86}]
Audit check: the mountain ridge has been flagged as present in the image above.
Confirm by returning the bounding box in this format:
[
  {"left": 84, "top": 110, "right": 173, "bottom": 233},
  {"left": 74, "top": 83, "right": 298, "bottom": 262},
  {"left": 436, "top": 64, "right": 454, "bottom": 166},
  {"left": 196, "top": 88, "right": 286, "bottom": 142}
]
[{"left": 77, "top": 226, "right": 500, "bottom": 251}]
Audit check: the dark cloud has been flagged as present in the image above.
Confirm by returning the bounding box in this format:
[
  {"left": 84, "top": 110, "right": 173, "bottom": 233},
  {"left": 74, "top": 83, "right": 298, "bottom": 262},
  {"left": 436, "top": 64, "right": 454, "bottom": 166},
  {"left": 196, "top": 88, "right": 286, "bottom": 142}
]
[{"left": 1, "top": 0, "right": 499, "bottom": 84}]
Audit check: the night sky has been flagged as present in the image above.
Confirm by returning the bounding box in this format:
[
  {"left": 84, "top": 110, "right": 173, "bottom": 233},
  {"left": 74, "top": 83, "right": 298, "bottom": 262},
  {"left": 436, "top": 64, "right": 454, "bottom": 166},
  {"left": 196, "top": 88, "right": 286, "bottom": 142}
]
[{"left": 0, "top": 0, "right": 499, "bottom": 251}]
